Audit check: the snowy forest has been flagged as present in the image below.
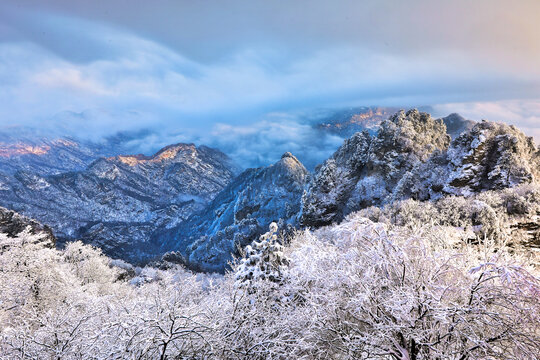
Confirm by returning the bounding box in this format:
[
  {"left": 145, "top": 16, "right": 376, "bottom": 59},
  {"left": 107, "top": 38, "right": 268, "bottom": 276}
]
[{"left": 1, "top": 182, "right": 539, "bottom": 359}]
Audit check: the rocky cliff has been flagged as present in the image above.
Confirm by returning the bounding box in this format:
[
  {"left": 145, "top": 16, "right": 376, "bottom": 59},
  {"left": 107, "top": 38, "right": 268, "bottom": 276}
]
[{"left": 0, "top": 207, "right": 55, "bottom": 248}]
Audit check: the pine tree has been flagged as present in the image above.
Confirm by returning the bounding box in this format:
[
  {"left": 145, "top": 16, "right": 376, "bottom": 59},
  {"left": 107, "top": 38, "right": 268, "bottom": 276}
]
[{"left": 235, "top": 222, "right": 289, "bottom": 288}]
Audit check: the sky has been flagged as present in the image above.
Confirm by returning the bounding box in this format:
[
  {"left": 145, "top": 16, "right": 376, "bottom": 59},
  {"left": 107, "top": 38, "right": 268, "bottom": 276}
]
[{"left": 1, "top": 0, "right": 540, "bottom": 168}]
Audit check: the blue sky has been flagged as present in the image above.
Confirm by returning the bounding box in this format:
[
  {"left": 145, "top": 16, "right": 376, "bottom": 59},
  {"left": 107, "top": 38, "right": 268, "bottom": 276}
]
[{"left": 1, "top": 0, "right": 540, "bottom": 167}]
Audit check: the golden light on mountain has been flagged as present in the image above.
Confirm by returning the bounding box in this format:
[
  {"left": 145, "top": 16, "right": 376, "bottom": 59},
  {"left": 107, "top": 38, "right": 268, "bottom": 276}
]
[{"left": 0, "top": 143, "right": 51, "bottom": 157}]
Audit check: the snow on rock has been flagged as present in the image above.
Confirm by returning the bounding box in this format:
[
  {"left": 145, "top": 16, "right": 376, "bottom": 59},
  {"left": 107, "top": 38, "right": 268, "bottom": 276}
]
[
  {"left": 407, "top": 120, "right": 540, "bottom": 200},
  {"left": 302, "top": 110, "right": 539, "bottom": 228},
  {"left": 302, "top": 109, "right": 450, "bottom": 227},
  {"left": 0, "top": 207, "right": 55, "bottom": 248},
  {"left": 444, "top": 121, "right": 539, "bottom": 194},
  {"left": 156, "top": 152, "right": 309, "bottom": 273}
]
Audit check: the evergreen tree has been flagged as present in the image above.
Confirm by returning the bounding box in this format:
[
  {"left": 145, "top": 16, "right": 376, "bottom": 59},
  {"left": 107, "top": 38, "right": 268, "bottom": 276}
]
[{"left": 235, "top": 222, "right": 289, "bottom": 288}]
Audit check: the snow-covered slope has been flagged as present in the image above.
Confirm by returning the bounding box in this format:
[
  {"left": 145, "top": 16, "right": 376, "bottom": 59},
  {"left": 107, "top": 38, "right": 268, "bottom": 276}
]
[
  {"left": 0, "top": 109, "right": 537, "bottom": 271},
  {"left": 0, "top": 136, "right": 110, "bottom": 176},
  {"left": 0, "top": 127, "right": 150, "bottom": 176},
  {"left": 156, "top": 152, "right": 309, "bottom": 273},
  {"left": 0, "top": 144, "right": 240, "bottom": 263}
]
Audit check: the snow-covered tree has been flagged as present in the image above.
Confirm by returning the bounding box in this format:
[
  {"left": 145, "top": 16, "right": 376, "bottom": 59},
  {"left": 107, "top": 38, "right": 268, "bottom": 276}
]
[
  {"left": 1, "top": 203, "right": 539, "bottom": 359},
  {"left": 235, "top": 222, "right": 289, "bottom": 288}
]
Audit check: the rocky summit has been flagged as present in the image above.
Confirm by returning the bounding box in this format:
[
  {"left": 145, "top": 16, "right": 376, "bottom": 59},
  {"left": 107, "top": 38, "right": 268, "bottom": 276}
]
[
  {"left": 314, "top": 107, "right": 475, "bottom": 140},
  {"left": 301, "top": 109, "right": 539, "bottom": 228},
  {"left": 302, "top": 109, "right": 451, "bottom": 227}
]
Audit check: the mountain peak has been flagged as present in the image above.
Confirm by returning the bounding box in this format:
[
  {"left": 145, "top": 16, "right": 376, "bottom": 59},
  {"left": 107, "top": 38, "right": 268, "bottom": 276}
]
[
  {"left": 440, "top": 113, "right": 476, "bottom": 139},
  {"left": 281, "top": 151, "right": 294, "bottom": 159},
  {"left": 1, "top": 140, "right": 240, "bottom": 263},
  {"left": 302, "top": 110, "right": 540, "bottom": 228},
  {"left": 153, "top": 143, "right": 197, "bottom": 160},
  {"left": 109, "top": 143, "right": 197, "bottom": 166},
  {"left": 156, "top": 152, "right": 309, "bottom": 273}
]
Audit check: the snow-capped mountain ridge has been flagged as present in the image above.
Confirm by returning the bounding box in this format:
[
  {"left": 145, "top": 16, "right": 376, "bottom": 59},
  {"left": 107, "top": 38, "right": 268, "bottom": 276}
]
[
  {"left": 0, "top": 142, "right": 240, "bottom": 263},
  {"left": 0, "top": 109, "right": 537, "bottom": 272},
  {"left": 155, "top": 151, "right": 309, "bottom": 273}
]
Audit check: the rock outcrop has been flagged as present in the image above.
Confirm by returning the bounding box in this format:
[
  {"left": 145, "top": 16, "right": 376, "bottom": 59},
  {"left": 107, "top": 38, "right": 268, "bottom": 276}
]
[
  {"left": 405, "top": 120, "right": 540, "bottom": 200},
  {"left": 302, "top": 110, "right": 539, "bottom": 228},
  {"left": 302, "top": 109, "right": 450, "bottom": 227},
  {"left": 0, "top": 207, "right": 55, "bottom": 248}
]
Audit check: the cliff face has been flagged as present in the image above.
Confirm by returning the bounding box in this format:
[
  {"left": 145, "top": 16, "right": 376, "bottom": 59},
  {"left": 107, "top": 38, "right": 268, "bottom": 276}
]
[
  {"left": 445, "top": 121, "right": 539, "bottom": 192},
  {"left": 156, "top": 152, "right": 309, "bottom": 273}
]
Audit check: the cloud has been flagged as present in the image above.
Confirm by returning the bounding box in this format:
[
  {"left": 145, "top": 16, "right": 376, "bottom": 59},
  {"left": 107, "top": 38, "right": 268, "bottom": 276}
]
[
  {"left": 1, "top": 17, "right": 537, "bottom": 128},
  {"left": 4, "top": 1, "right": 540, "bottom": 68},
  {"left": 90, "top": 112, "right": 345, "bottom": 170},
  {"left": 202, "top": 114, "right": 344, "bottom": 170},
  {"left": 0, "top": 1, "right": 540, "bottom": 168},
  {"left": 433, "top": 100, "right": 540, "bottom": 144}
]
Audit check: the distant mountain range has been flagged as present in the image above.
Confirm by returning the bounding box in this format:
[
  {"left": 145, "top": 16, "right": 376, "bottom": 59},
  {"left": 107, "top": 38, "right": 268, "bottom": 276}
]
[
  {"left": 0, "top": 141, "right": 239, "bottom": 263},
  {"left": 314, "top": 106, "right": 401, "bottom": 136},
  {"left": 0, "top": 108, "right": 536, "bottom": 272},
  {"left": 0, "top": 127, "right": 157, "bottom": 175}
]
